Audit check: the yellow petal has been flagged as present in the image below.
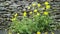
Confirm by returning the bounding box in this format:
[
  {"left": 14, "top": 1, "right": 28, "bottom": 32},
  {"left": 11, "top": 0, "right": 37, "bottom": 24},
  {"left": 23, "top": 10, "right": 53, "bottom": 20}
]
[
  {"left": 45, "top": 2, "right": 49, "bottom": 5},
  {"left": 23, "top": 12, "right": 27, "bottom": 16},
  {"left": 32, "top": 3, "right": 36, "bottom": 6},
  {"left": 14, "top": 13, "right": 18, "bottom": 17},
  {"left": 11, "top": 18, "right": 16, "bottom": 21},
  {"left": 45, "top": 32, "right": 48, "bottom": 34},
  {"left": 29, "top": 11, "right": 32, "bottom": 14},
  {"left": 28, "top": 6, "right": 30, "bottom": 9},
  {"left": 44, "top": 12, "right": 49, "bottom": 15},
  {"left": 37, "top": 12, "right": 40, "bottom": 16},
  {"left": 38, "top": 3, "right": 41, "bottom": 7},
  {"left": 37, "top": 31, "right": 41, "bottom": 34},
  {"left": 46, "top": 5, "right": 50, "bottom": 9},
  {"left": 34, "top": 9, "right": 37, "bottom": 12}
]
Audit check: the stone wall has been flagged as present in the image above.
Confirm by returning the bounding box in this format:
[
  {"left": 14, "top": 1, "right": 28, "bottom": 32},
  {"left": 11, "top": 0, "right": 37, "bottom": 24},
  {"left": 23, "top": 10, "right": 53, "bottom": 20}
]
[{"left": 0, "top": 0, "right": 60, "bottom": 29}]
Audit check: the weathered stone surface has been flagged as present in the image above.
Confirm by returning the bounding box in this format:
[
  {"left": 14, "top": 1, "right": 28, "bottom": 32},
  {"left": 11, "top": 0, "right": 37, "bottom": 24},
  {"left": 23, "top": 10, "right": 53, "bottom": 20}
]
[{"left": 0, "top": 0, "right": 60, "bottom": 29}]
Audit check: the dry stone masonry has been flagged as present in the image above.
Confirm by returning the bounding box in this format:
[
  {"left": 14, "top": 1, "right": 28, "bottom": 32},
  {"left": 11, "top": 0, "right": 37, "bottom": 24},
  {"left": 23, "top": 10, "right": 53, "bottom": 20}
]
[{"left": 0, "top": 0, "right": 60, "bottom": 29}]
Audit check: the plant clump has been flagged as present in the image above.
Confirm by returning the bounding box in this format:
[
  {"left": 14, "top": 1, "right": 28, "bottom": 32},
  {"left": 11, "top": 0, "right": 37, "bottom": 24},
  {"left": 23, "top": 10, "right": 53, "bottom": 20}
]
[{"left": 10, "top": 1, "right": 58, "bottom": 34}]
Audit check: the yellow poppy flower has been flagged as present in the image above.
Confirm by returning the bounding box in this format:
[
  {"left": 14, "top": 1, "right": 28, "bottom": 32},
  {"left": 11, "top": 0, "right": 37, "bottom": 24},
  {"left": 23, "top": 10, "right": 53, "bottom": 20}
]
[
  {"left": 11, "top": 18, "right": 16, "bottom": 21},
  {"left": 45, "top": 1, "right": 49, "bottom": 5},
  {"left": 29, "top": 11, "right": 32, "bottom": 14},
  {"left": 28, "top": 6, "right": 30, "bottom": 9},
  {"left": 32, "top": 3, "right": 36, "bottom": 6},
  {"left": 37, "top": 12, "right": 40, "bottom": 16},
  {"left": 45, "top": 32, "right": 48, "bottom": 34},
  {"left": 34, "top": 9, "right": 37, "bottom": 12},
  {"left": 23, "top": 12, "right": 27, "bottom": 16},
  {"left": 46, "top": 5, "right": 50, "bottom": 9},
  {"left": 38, "top": 3, "right": 41, "bottom": 7},
  {"left": 37, "top": 31, "right": 41, "bottom": 34},
  {"left": 14, "top": 13, "right": 18, "bottom": 17},
  {"left": 44, "top": 12, "right": 49, "bottom": 15},
  {"left": 51, "top": 32, "right": 54, "bottom": 34}
]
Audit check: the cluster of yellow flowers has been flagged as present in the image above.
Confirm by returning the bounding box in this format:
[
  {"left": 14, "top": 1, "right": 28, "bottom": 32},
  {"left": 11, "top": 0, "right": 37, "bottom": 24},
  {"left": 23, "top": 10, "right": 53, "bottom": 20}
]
[
  {"left": 44, "top": 2, "right": 50, "bottom": 15},
  {"left": 11, "top": 2, "right": 50, "bottom": 20},
  {"left": 23, "top": 1, "right": 50, "bottom": 17},
  {"left": 23, "top": 11, "right": 49, "bottom": 17},
  {"left": 32, "top": 3, "right": 41, "bottom": 7},
  {"left": 45, "top": 2, "right": 50, "bottom": 9}
]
